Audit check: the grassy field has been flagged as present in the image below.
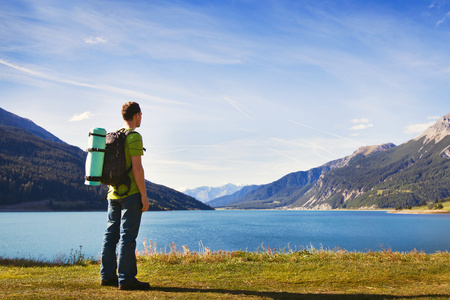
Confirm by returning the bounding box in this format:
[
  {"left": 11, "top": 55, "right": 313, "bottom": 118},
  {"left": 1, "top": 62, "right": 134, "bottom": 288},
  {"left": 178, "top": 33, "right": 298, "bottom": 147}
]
[
  {"left": 389, "top": 200, "right": 450, "bottom": 214},
  {"left": 1, "top": 247, "right": 449, "bottom": 299},
  {"left": 411, "top": 200, "right": 450, "bottom": 211}
]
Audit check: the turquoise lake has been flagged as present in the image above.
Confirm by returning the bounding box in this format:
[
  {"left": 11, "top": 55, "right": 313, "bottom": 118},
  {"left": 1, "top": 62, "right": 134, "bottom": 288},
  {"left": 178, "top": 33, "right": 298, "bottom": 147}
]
[{"left": 0, "top": 210, "right": 449, "bottom": 261}]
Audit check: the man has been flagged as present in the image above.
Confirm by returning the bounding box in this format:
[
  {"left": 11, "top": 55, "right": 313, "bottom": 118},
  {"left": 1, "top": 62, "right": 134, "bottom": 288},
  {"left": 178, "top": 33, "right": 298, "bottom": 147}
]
[{"left": 100, "top": 101, "right": 151, "bottom": 290}]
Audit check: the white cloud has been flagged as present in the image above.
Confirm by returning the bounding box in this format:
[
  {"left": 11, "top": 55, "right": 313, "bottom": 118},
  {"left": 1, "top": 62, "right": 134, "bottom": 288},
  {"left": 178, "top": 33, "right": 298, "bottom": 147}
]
[
  {"left": 84, "top": 36, "right": 107, "bottom": 44},
  {"left": 404, "top": 121, "right": 435, "bottom": 134},
  {"left": 69, "top": 111, "right": 95, "bottom": 122},
  {"left": 349, "top": 118, "right": 373, "bottom": 130}
]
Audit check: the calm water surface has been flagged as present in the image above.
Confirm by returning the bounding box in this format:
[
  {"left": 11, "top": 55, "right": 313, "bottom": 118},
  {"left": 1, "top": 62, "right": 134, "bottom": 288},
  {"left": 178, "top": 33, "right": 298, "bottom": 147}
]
[{"left": 0, "top": 210, "right": 449, "bottom": 261}]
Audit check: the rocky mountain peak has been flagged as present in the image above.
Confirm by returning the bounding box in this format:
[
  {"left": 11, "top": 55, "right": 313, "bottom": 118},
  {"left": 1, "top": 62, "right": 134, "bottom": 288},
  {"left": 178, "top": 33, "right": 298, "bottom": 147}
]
[
  {"left": 353, "top": 143, "right": 396, "bottom": 156},
  {"left": 323, "top": 142, "right": 396, "bottom": 170},
  {"left": 414, "top": 113, "right": 450, "bottom": 144}
]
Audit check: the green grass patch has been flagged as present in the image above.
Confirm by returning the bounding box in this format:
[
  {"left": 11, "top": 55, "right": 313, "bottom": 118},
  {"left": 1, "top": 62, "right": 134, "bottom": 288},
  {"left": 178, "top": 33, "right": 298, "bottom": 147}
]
[
  {"left": 412, "top": 200, "right": 450, "bottom": 212},
  {"left": 1, "top": 247, "right": 449, "bottom": 299}
]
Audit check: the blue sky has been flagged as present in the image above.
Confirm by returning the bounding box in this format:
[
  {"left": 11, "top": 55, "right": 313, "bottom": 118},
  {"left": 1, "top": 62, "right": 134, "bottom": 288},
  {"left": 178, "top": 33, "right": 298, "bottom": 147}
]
[{"left": 1, "top": 0, "right": 449, "bottom": 191}]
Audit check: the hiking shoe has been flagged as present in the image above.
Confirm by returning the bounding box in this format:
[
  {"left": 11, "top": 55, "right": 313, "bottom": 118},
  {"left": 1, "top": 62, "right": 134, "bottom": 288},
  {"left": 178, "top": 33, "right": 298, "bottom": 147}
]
[
  {"left": 119, "top": 280, "right": 150, "bottom": 291},
  {"left": 101, "top": 276, "right": 118, "bottom": 287}
]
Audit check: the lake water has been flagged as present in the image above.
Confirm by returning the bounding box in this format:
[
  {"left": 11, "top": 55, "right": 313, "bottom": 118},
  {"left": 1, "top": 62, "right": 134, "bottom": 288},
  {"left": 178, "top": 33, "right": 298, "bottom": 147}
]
[{"left": 0, "top": 210, "right": 449, "bottom": 261}]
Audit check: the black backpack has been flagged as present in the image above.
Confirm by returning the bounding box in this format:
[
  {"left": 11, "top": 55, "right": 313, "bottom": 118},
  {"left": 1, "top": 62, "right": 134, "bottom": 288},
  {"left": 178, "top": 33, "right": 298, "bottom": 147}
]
[{"left": 101, "top": 129, "right": 138, "bottom": 197}]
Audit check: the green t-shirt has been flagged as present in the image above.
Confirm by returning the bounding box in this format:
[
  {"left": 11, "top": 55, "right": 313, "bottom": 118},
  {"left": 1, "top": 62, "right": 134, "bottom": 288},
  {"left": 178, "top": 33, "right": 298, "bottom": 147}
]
[{"left": 107, "top": 129, "right": 144, "bottom": 200}]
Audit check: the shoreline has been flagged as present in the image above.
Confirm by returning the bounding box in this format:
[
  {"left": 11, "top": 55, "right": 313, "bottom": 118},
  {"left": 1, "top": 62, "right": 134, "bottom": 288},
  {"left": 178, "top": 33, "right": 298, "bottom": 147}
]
[
  {"left": 387, "top": 209, "right": 450, "bottom": 214},
  {"left": 1, "top": 204, "right": 448, "bottom": 214}
]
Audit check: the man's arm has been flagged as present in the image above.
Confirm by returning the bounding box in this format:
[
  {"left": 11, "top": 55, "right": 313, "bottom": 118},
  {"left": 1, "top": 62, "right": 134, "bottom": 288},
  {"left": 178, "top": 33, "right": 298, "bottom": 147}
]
[{"left": 131, "top": 155, "right": 150, "bottom": 212}]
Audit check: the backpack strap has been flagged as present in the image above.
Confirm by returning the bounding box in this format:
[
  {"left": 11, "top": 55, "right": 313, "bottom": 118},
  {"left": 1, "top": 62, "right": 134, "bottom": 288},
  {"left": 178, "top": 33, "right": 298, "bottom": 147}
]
[
  {"left": 87, "top": 148, "right": 106, "bottom": 153},
  {"left": 89, "top": 132, "right": 106, "bottom": 138}
]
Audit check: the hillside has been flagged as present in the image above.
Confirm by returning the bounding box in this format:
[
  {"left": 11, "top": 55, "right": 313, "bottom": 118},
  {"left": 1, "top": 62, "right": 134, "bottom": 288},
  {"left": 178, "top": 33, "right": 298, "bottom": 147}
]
[
  {"left": 211, "top": 143, "right": 395, "bottom": 209},
  {"left": 0, "top": 108, "right": 212, "bottom": 211},
  {"left": 0, "top": 125, "right": 106, "bottom": 210},
  {"left": 217, "top": 113, "right": 450, "bottom": 210},
  {"left": 293, "top": 135, "right": 450, "bottom": 209},
  {"left": 294, "top": 114, "right": 450, "bottom": 210},
  {"left": 213, "top": 166, "right": 331, "bottom": 209},
  {"left": 0, "top": 107, "right": 64, "bottom": 143}
]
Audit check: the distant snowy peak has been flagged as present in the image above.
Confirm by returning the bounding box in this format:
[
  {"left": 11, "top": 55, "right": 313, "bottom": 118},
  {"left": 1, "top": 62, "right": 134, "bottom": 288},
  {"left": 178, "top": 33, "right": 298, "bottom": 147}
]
[
  {"left": 183, "top": 183, "right": 246, "bottom": 202},
  {"left": 414, "top": 113, "right": 450, "bottom": 144}
]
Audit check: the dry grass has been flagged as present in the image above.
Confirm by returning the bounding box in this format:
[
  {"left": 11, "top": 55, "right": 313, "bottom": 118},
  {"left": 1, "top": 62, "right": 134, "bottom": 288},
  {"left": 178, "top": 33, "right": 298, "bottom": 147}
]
[{"left": 1, "top": 243, "right": 449, "bottom": 299}]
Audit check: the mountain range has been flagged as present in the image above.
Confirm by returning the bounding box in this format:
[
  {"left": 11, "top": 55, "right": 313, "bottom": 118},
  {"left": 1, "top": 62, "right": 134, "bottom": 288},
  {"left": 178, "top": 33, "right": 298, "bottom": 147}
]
[
  {"left": 209, "top": 113, "right": 450, "bottom": 210},
  {"left": 3, "top": 106, "right": 449, "bottom": 211},
  {"left": 0, "top": 108, "right": 212, "bottom": 211},
  {"left": 182, "top": 183, "right": 248, "bottom": 202}
]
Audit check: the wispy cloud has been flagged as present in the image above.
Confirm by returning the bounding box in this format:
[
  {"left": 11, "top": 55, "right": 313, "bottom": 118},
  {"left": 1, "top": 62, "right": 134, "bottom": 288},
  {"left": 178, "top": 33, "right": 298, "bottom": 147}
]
[
  {"left": 436, "top": 11, "right": 450, "bottom": 27},
  {"left": 84, "top": 36, "right": 107, "bottom": 44},
  {"left": 76, "top": 3, "right": 249, "bottom": 64},
  {"left": 404, "top": 122, "right": 435, "bottom": 134},
  {"left": 0, "top": 1, "right": 247, "bottom": 64},
  {"left": 265, "top": 147, "right": 304, "bottom": 164},
  {"left": 288, "top": 119, "right": 359, "bottom": 144},
  {"left": 155, "top": 159, "right": 231, "bottom": 172},
  {"left": 69, "top": 111, "right": 95, "bottom": 122},
  {"left": 270, "top": 137, "right": 336, "bottom": 157},
  {"left": 0, "top": 59, "right": 44, "bottom": 77},
  {"left": 404, "top": 115, "right": 440, "bottom": 134},
  {"left": 224, "top": 97, "right": 252, "bottom": 119},
  {"left": 0, "top": 59, "right": 181, "bottom": 105}
]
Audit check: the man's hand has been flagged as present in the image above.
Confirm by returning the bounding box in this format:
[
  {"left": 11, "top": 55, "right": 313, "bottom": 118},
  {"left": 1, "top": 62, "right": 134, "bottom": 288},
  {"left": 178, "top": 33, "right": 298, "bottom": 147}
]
[
  {"left": 131, "top": 155, "right": 149, "bottom": 212},
  {"left": 141, "top": 195, "right": 150, "bottom": 212}
]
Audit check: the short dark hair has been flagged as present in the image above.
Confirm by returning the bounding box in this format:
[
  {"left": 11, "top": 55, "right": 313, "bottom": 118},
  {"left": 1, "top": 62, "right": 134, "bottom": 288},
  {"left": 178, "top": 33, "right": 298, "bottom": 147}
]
[{"left": 122, "top": 102, "right": 141, "bottom": 121}]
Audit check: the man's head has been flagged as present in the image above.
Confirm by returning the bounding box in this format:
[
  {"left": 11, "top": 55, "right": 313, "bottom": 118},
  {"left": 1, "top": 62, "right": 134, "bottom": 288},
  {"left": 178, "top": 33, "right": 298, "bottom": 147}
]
[
  {"left": 122, "top": 101, "right": 142, "bottom": 128},
  {"left": 122, "top": 101, "right": 141, "bottom": 120}
]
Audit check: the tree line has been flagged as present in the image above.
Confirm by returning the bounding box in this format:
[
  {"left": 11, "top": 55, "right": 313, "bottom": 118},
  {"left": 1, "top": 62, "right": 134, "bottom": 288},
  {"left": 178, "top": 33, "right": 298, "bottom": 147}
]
[{"left": 0, "top": 126, "right": 106, "bottom": 209}]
